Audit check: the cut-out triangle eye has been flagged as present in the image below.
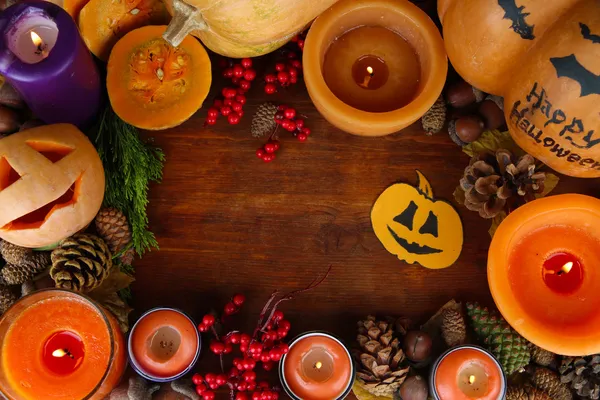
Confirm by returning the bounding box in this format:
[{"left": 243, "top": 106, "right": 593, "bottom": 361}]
[
  {"left": 419, "top": 211, "right": 439, "bottom": 237},
  {"left": 26, "top": 141, "right": 73, "bottom": 163},
  {"left": 0, "top": 158, "right": 21, "bottom": 191},
  {"left": 394, "top": 201, "right": 418, "bottom": 230}
]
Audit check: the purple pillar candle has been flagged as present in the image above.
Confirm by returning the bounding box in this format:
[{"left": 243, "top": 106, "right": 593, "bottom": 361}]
[{"left": 0, "top": 1, "right": 101, "bottom": 128}]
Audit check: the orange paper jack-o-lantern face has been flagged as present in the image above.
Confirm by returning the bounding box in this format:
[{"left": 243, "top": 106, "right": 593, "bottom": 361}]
[{"left": 0, "top": 124, "right": 105, "bottom": 248}]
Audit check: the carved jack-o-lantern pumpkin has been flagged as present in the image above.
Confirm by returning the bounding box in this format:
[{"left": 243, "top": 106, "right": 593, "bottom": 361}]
[
  {"left": 439, "top": 0, "right": 600, "bottom": 177},
  {"left": 0, "top": 124, "right": 105, "bottom": 248},
  {"left": 371, "top": 171, "right": 463, "bottom": 269}
]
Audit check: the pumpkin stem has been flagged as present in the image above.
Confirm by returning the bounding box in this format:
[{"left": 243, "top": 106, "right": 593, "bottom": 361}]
[
  {"left": 415, "top": 170, "right": 434, "bottom": 199},
  {"left": 162, "top": 0, "right": 207, "bottom": 47}
]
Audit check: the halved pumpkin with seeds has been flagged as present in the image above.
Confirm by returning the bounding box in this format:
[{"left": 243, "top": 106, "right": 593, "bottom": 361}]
[
  {"left": 107, "top": 25, "right": 211, "bottom": 130},
  {"left": 79, "top": 0, "right": 170, "bottom": 61}
]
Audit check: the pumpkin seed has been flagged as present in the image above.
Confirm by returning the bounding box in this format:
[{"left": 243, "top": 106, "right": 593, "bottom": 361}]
[
  {"left": 156, "top": 68, "right": 164, "bottom": 81},
  {"left": 130, "top": 8, "right": 140, "bottom": 15},
  {"left": 177, "top": 56, "right": 185, "bottom": 65}
]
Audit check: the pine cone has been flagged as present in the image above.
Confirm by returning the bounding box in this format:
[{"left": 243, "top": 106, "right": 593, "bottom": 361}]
[
  {"left": 354, "top": 316, "right": 410, "bottom": 397},
  {"left": 421, "top": 95, "right": 446, "bottom": 136},
  {"left": 507, "top": 386, "right": 552, "bottom": 400},
  {"left": 560, "top": 355, "right": 600, "bottom": 399},
  {"left": 533, "top": 367, "right": 573, "bottom": 400},
  {"left": 459, "top": 150, "right": 546, "bottom": 219},
  {"left": 0, "top": 240, "right": 28, "bottom": 265},
  {"left": 441, "top": 308, "right": 467, "bottom": 347},
  {"left": 251, "top": 103, "right": 278, "bottom": 138},
  {"left": 466, "top": 302, "right": 531, "bottom": 375},
  {"left": 50, "top": 234, "right": 112, "bottom": 293},
  {"left": 0, "top": 285, "right": 17, "bottom": 314},
  {"left": 531, "top": 345, "right": 555, "bottom": 367},
  {"left": 95, "top": 208, "right": 134, "bottom": 265},
  {"left": 1, "top": 252, "right": 50, "bottom": 285}
]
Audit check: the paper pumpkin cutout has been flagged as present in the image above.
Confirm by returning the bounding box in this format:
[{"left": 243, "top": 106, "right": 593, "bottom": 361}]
[{"left": 371, "top": 171, "right": 463, "bottom": 269}]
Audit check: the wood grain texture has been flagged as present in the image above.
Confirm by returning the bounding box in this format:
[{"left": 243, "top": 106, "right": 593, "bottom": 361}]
[{"left": 133, "top": 53, "right": 600, "bottom": 399}]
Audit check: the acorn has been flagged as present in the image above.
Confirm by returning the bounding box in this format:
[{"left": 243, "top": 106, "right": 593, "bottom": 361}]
[
  {"left": 0, "top": 81, "right": 24, "bottom": 109},
  {"left": 449, "top": 115, "right": 485, "bottom": 145},
  {"left": 0, "top": 105, "right": 20, "bottom": 134},
  {"left": 478, "top": 95, "right": 506, "bottom": 130},
  {"left": 445, "top": 81, "right": 485, "bottom": 108},
  {"left": 398, "top": 375, "right": 429, "bottom": 400},
  {"left": 403, "top": 330, "right": 433, "bottom": 363}
]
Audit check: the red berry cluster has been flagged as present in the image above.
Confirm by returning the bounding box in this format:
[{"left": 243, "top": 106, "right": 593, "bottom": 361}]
[
  {"left": 290, "top": 32, "right": 306, "bottom": 52},
  {"left": 264, "top": 53, "right": 302, "bottom": 95},
  {"left": 206, "top": 58, "right": 256, "bottom": 126},
  {"left": 193, "top": 294, "right": 291, "bottom": 400},
  {"left": 255, "top": 105, "right": 311, "bottom": 163},
  {"left": 255, "top": 140, "right": 280, "bottom": 163}
]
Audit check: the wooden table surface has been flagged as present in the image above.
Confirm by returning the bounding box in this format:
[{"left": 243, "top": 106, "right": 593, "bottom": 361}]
[{"left": 134, "top": 54, "right": 600, "bottom": 399}]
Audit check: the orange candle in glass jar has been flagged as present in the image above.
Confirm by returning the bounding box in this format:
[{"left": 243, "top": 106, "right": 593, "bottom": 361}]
[
  {"left": 0, "top": 289, "right": 127, "bottom": 400},
  {"left": 303, "top": 0, "right": 447, "bottom": 136},
  {"left": 280, "top": 332, "right": 354, "bottom": 400},
  {"left": 489, "top": 194, "right": 600, "bottom": 356},
  {"left": 129, "top": 308, "right": 200, "bottom": 381},
  {"left": 431, "top": 346, "right": 505, "bottom": 400}
]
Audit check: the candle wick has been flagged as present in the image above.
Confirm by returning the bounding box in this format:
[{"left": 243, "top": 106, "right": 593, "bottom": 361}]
[{"left": 52, "top": 348, "right": 74, "bottom": 359}]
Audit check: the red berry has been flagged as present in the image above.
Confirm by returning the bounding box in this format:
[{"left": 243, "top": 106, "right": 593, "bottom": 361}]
[
  {"left": 236, "top": 393, "right": 249, "bottom": 400},
  {"left": 224, "top": 302, "right": 238, "bottom": 314},
  {"left": 209, "top": 382, "right": 219, "bottom": 390},
  {"left": 239, "top": 79, "right": 251, "bottom": 91},
  {"left": 279, "top": 320, "right": 291, "bottom": 330},
  {"left": 283, "top": 108, "right": 296, "bottom": 119},
  {"left": 297, "top": 39, "right": 304, "bottom": 50},
  {"left": 240, "top": 343, "right": 249, "bottom": 353},
  {"left": 243, "top": 371, "right": 257, "bottom": 382},
  {"left": 264, "top": 83, "right": 277, "bottom": 95},
  {"left": 192, "top": 374, "right": 204, "bottom": 385},
  {"left": 236, "top": 95, "right": 247, "bottom": 105},
  {"left": 277, "top": 71, "right": 289, "bottom": 85},
  {"left": 202, "top": 314, "right": 216, "bottom": 326},
  {"left": 216, "top": 374, "right": 227, "bottom": 386},
  {"left": 260, "top": 352, "right": 271, "bottom": 362},
  {"left": 301, "top": 127, "right": 311, "bottom": 136},
  {"left": 238, "top": 110, "right": 244, "bottom": 118},
  {"left": 195, "top": 384, "right": 207, "bottom": 396},
  {"left": 291, "top": 60, "right": 302, "bottom": 69},
  {"left": 258, "top": 382, "right": 270, "bottom": 389},
  {"left": 290, "top": 76, "right": 298, "bottom": 84},
  {"left": 241, "top": 334, "right": 251, "bottom": 344},
  {"left": 275, "top": 63, "right": 286, "bottom": 72},
  {"left": 229, "top": 367, "right": 241, "bottom": 377},
  {"left": 291, "top": 35, "right": 299, "bottom": 42},
  {"left": 220, "top": 106, "right": 232, "bottom": 116},
  {"left": 232, "top": 293, "right": 245, "bottom": 306},
  {"left": 205, "top": 373, "right": 217, "bottom": 383},
  {"left": 237, "top": 381, "right": 248, "bottom": 391},
  {"left": 264, "top": 143, "right": 276, "bottom": 154},
  {"left": 278, "top": 343, "right": 289, "bottom": 354},
  {"left": 285, "top": 121, "right": 297, "bottom": 132},
  {"left": 288, "top": 67, "right": 298, "bottom": 78},
  {"left": 297, "top": 133, "right": 307, "bottom": 142},
  {"left": 223, "top": 68, "right": 234, "bottom": 78},
  {"left": 213, "top": 99, "right": 223, "bottom": 108},
  {"left": 277, "top": 105, "right": 288, "bottom": 111},
  {"left": 256, "top": 149, "right": 265, "bottom": 158},
  {"left": 262, "top": 154, "right": 274, "bottom": 163},
  {"left": 207, "top": 108, "right": 219, "bottom": 119},
  {"left": 276, "top": 328, "right": 288, "bottom": 339},
  {"left": 206, "top": 118, "right": 217, "bottom": 126},
  {"left": 269, "top": 348, "right": 283, "bottom": 361},
  {"left": 242, "top": 358, "right": 256, "bottom": 370},
  {"left": 241, "top": 58, "right": 253, "bottom": 69},
  {"left": 224, "top": 343, "right": 233, "bottom": 354},
  {"left": 234, "top": 358, "right": 243, "bottom": 368},
  {"left": 272, "top": 141, "right": 280, "bottom": 151},
  {"left": 247, "top": 381, "right": 257, "bottom": 391},
  {"left": 222, "top": 88, "right": 236, "bottom": 98},
  {"left": 224, "top": 98, "right": 233, "bottom": 106},
  {"left": 228, "top": 113, "right": 241, "bottom": 125},
  {"left": 264, "top": 74, "right": 277, "bottom": 83},
  {"left": 293, "top": 119, "right": 304, "bottom": 130},
  {"left": 198, "top": 323, "right": 209, "bottom": 332},
  {"left": 287, "top": 51, "right": 298, "bottom": 59},
  {"left": 210, "top": 341, "right": 226, "bottom": 354},
  {"left": 229, "top": 332, "right": 241, "bottom": 344},
  {"left": 232, "top": 102, "right": 243, "bottom": 113},
  {"left": 249, "top": 342, "right": 263, "bottom": 354},
  {"left": 252, "top": 393, "right": 261, "bottom": 400},
  {"left": 271, "top": 310, "right": 284, "bottom": 322},
  {"left": 202, "top": 391, "right": 216, "bottom": 400},
  {"left": 243, "top": 69, "right": 257, "bottom": 81},
  {"left": 262, "top": 361, "right": 274, "bottom": 371},
  {"left": 233, "top": 64, "right": 245, "bottom": 78}
]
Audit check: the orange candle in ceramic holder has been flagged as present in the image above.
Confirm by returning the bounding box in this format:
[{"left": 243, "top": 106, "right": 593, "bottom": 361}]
[
  {"left": 129, "top": 307, "right": 201, "bottom": 382},
  {"left": 430, "top": 346, "right": 506, "bottom": 400},
  {"left": 0, "top": 289, "right": 127, "bottom": 400},
  {"left": 489, "top": 194, "right": 600, "bottom": 356},
  {"left": 303, "top": 0, "right": 447, "bottom": 136},
  {"left": 280, "top": 332, "right": 355, "bottom": 400}
]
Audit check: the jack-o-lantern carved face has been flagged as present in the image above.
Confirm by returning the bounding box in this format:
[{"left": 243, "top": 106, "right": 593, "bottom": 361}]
[
  {"left": 371, "top": 171, "right": 463, "bottom": 269},
  {"left": 0, "top": 124, "right": 105, "bottom": 248}
]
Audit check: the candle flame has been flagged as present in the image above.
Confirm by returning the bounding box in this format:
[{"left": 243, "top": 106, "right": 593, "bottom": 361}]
[
  {"left": 469, "top": 375, "right": 476, "bottom": 384},
  {"left": 314, "top": 361, "right": 323, "bottom": 370},
  {"left": 366, "top": 66, "right": 374, "bottom": 75},
  {"left": 30, "top": 31, "right": 43, "bottom": 47},
  {"left": 562, "top": 262, "right": 574, "bottom": 274},
  {"left": 52, "top": 349, "right": 67, "bottom": 358}
]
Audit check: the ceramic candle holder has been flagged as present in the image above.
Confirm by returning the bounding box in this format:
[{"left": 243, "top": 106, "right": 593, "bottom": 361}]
[
  {"left": 489, "top": 194, "right": 600, "bottom": 356},
  {"left": 128, "top": 307, "right": 201, "bottom": 382},
  {"left": 279, "top": 331, "right": 355, "bottom": 400},
  {"left": 303, "top": 0, "right": 447, "bottom": 136}
]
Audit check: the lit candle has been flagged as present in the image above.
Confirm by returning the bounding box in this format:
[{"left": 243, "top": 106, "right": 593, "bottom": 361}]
[
  {"left": 280, "top": 332, "right": 355, "bottom": 400},
  {"left": 0, "top": 289, "right": 127, "bottom": 400},
  {"left": 430, "top": 346, "right": 506, "bottom": 400},
  {"left": 128, "top": 308, "right": 201, "bottom": 382},
  {"left": 303, "top": 0, "right": 447, "bottom": 136},
  {"left": 489, "top": 194, "right": 600, "bottom": 356},
  {"left": 0, "top": 2, "right": 101, "bottom": 128}
]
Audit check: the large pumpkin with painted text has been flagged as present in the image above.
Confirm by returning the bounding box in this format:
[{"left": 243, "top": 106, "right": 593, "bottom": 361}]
[
  {"left": 161, "top": 0, "right": 340, "bottom": 58},
  {"left": 439, "top": 0, "right": 600, "bottom": 177}
]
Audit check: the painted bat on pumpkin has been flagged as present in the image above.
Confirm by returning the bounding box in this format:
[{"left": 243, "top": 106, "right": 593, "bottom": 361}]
[
  {"left": 498, "top": 0, "right": 535, "bottom": 40},
  {"left": 580, "top": 23, "right": 600, "bottom": 44},
  {"left": 551, "top": 54, "right": 600, "bottom": 97}
]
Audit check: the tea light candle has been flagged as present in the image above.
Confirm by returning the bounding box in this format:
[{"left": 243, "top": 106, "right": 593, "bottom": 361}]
[
  {"left": 0, "top": 289, "right": 127, "bottom": 400},
  {"left": 489, "top": 194, "right": 600, "bottom": 356},
  {"left": 430, "top": 346, "right": 506, "bottom": 400},
  {"left": 0, "top": 2, "right": 101, "bottom": 128},
  {"left": 128, "top": 308, "right": 201, "bottom": 382},
  {"left": 280, "top": 332, "right": 355, "bottom": 400},
  {"left": 303, "top": 0, "right": 447, "bottom": 136}
]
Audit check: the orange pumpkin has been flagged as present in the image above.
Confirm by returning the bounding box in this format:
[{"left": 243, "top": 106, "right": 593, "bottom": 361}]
[
  {"left": 0, "top": 124, "right": 105, "bottom": 248},
  {"left": 162, "top": 0, "right": 340, "bottom": 58},
  {"left": 47, "top": 0, "right": 90, "bottom": 20},
  {"left": 79, "top": 0, "right": 170, "bottom": 61},
  {"left": 439, "top": 0, "right": 600, "bottom": 178},
  {"left": 107, "top": 25, "right": 211, "bottom": 130}
]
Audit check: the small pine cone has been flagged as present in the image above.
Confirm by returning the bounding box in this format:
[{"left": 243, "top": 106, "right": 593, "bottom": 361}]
[
  {"left": 441, "top": 308, "right": 467, "bottom": 347},
  {"left": 532, "top": 367, "right": 573, "bottom": 400},
  {"left": 0, "top": 285, "right": 17, "bottom": 314},
  {"left": 0, "top": 240, "right": 51, "bottom": 282},
  {"left": 421, "top": 95, "right": 446, "bottom": 136},
  {"left": 50, "top": 234, "right": 112, "bottom": 293},
  {"left": 531, "top": 345, "right": 555, "bottom": 367},
  {"left": 1, "top": 259, "right": 48, "bottom": 285},
  {"left": 251, "top": 103, "right": 278, "bottom": 138},
  {"left": 95, "top": 208, "right": 134, "bottom": 265},
  {"left": 507, "top": 386, "right": 552, "bottom": 400},
  {"left": 0, "top": 240, "right": 29, "bottom": 265}
]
